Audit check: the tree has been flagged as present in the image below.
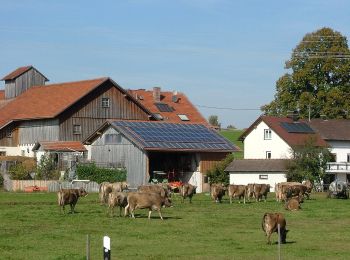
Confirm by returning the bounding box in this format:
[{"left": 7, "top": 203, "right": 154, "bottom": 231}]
[
  {"left": 286, "top": 137, "right": 332, "bottom": 182},
  {"left": 36, "top": 154, "right": 60, "bottom": 180},
  {"left": 226, "top": 124, "right": 237, "bottom": 130},
  {"left": 208, "top": 115, "right": 220, "bottom": 128},
  {"left": 262, "top": 27, "right": 350, "bottom": 119},
  {"left": 206, "top": 153, "right": 234, "bottom": 185}
]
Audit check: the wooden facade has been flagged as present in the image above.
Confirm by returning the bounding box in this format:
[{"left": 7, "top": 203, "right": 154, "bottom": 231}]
[
  {"left": 4, "top": 67, "right": 47, "bottom": 99},
  {"left": 90, "top": 128, "right": 148, "bottom": 187},
  {"left": 58, "top": 81, "right": 151, "bottom": 142}
]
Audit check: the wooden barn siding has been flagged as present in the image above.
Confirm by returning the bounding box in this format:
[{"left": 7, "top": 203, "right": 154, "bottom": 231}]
[
  {"left": 5, "top": 68, "right": 46, "bottom": 99},
  {"left": 0, "top": 125, "right": 19, "bottom": 146},
  {"left": 199, "top": 152, "right": 229, "bottom": 174},
  {"left": 59, "top": 82, "right": 150, "bottom": 141},
  {"left": 18, "top": 119, "right": 59, "bottom": 145},
  {"left": 91, "top": 128, "right": 147, "bottom": 188}
]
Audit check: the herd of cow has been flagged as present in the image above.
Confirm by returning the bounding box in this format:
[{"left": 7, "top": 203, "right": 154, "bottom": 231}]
[{"left": 56, "top": 180, "right": 313, "bottom": 244}]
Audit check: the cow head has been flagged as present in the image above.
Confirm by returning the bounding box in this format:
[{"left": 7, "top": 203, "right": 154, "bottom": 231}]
[
  {"left": 163, "top": 197, "right": 172, "bottom": 208},
  {"left": 121, "top": 181, "right": 129, "bottom": 190},
  {"left": 78, "top": 188, "right": 88, "bottom": 197}
]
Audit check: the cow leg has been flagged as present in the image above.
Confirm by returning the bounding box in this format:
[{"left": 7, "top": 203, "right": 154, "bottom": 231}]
[
  {"left": 124, "top": 204, "right": 130, "bottom": 217},
  {"left": 267, "top": 232, "right": 272, "bottom": 244},
  {"left": 157, "top": 209, "right": 164, "bottom": 220},
  {"left": 230, "top": 196, "right": 232, "bottom": 204},
  {"left": 148, "top": 210, "right": 153, "bottom": 220}
]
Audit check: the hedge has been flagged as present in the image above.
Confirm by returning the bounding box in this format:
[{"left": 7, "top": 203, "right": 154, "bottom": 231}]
[{"left": 76, "top": 163, "right": 127, "bottom": 184}]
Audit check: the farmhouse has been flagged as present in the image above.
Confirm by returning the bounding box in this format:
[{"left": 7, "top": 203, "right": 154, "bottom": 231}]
[
  {"left": 0, "top": 66, "right": 155, "bottom": 163},
  {"left": 226, "top": 115, "right": 327, "bottom": 187},
  {"left": 84, "top": 120, "right": 239, "bottom": 191}
]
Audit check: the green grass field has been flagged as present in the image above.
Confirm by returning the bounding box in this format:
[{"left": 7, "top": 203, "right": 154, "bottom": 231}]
[
  {"left": 1, "top": 191, "right": 350, "bottom": 259},
  {"left": 220, "top": 129, "right": 244, "bottom": 159}
]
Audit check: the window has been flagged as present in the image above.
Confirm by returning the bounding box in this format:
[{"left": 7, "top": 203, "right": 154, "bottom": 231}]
[
  {"left": 105, "top": 134, "right": 122, "bottom": 144},
  {"left": 178, "top": 114, "right": 189, "bottom": 121},
  {"left": 0, "top": 151, "right": 6, "bottom": 156},
  {"left": 102, "top": 98, "right": 110, "bottom": 108},
  {"left": 266, "top": 151, "right": 271, "bottom": 159},
  {"left": 6, "top": 130, "right": 12, "bottom": 138},
  {"left": 264, "top": 129, "right": 272, "bottom": 140},
  {"left": 259, "top": 174, "right": 268, "bottom": 180},
  {"left": 347, "top": 154, "right": 350, "bottom": 163},
  {"left": 21, "top": 150, "right": 25, "bottom": 156},
  {"left": 73, "top": 125, "right": 81, "bottom": 135}
]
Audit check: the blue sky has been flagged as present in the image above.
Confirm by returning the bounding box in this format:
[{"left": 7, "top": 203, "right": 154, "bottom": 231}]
[{"left": 0, "top": 0, "right": 349, "bottom": 128}]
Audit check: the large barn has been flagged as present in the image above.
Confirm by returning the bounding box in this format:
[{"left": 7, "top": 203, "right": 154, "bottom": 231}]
[{"left": 84, "top": 120, "right": 239, "bottom": 192}]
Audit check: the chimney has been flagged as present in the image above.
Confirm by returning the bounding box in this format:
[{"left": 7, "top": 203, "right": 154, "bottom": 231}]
[
  {"left": 172, "top": 90, "right": 179, "bottom": 103},
  {"left": 153, "top": 86, "right": 161, "bottom": 103},
  {"left": 287, "top": 110, "right": 299, "bottom": 122}
]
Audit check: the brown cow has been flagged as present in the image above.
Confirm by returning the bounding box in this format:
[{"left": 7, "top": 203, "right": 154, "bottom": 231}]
[
  {"left": 179, "top": 183, "right": 196, "bottom": 203},
  {"left": 210, "top": 183, "right": 226, "bottom": 203},
  {"left": 246, "top": 183, "right": 255, "bottom": 201},
  {"left": 125, "top": 192, "right": 172, "bottom": 220},
  {"left": 99, "top": 181, "right": 129, "bottom": 204},
  {"left": 275, "top": 182, "right": 301, "bottom": 202},
  {"left": 228, "top": 184, "right": 246, "bottom": 204},
  {"left": 284, "top": 184, "right": 307, "bottom": 201},
  {"left": 285, "top": 197, "right": 302, "bottom": 211},
  {"left": 108, "top": 192, "right": 128, "bottom": 217},
  {"left": 254, "top": 184, "right": 270, "bottom": 202},
  {"left": 302, "top": 180, "right": 313, "bottom": 199},
  {"left": 57, "top": 188, "right": 88, "bottom": 214},
  {"left": 138, "top": 184, "right": 170, "bottom": 198},
  {"left": 262, "top": 212, "right": 288, "bottom": 244}
]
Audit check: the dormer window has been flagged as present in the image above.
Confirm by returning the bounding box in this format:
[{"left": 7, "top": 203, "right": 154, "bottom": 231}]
[
  {"left": 5, "top": 130, "right": 12, "bottom": 138},
  {"left": 153, "top": 113, "right": 164, "bottom": 120},
  {"left": 264, "top": 129, "right": 272, "bottom": 140},
  {"left": 178, "top": 114, "right": 189, "bottom": 121},
  {"left": 102, "top": 98, "right": 110, "bottom": 108}
]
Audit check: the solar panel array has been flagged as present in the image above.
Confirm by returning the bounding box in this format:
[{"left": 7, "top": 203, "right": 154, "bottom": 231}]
[
  {"left": 155, "top": 103, "right": 174, "bottom": 112},
  {"left": 111, "top": 121, "right": 236, "bottom": 151},
  {"left": 280, "top": 122, "right": 315, "bottom": 133}
]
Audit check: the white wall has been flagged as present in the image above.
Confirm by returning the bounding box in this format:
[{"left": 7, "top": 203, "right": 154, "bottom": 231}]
[
  {"left": 229, "top": 172, "right": 287, "bottom": 192},
  {"left": 328, "top": 140, "right": 350, "bottom": 162},
  {"left": 244, "top": 121, "right": 292, "bottom": 159},
  {"left": 183, "top": 171, "right": 202, "bottom": 193},
  {"left": 0, "top": 146, "right": 21, "bottom": 156}
]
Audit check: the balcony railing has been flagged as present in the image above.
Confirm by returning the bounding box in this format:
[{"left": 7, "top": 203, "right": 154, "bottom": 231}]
[{"left": 326, "top": 162, "right": 350, "bottom": 173}]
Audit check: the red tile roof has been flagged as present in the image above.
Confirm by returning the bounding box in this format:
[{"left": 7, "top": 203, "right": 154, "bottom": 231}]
[
  {"left": 308, "top": 119, "right": 350, "bottom": 141},
  {"left": 33, "top": 141, "right": 86, "bottom": 152},
  {"left": 0, "top": 77, "right": 109, "bottom": 129},
  {"left": 240, "top": 116, "right": 327, "bottom": 147},
  {"left": 128, "top": 89, "right": 208, "bottom": 125},
  {"left": 2, "top": 66, "right": 32, "bottom": 80}
]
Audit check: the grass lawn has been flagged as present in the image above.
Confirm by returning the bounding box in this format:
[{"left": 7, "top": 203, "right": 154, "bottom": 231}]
[
  {"left": 1, "top": 191, "right": 350, "bottom": 259},
  {"left": 220, "top": 129, "right": 244, "bottom": 159}
]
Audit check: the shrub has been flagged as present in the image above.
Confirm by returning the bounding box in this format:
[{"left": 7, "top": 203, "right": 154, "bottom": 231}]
[
  {"left": 206, "top": 153, "right": 235, "bottom": 185},
  {"left": 36, "top": 154, "right": 60, "bottom": 180},
  {"left": 0, "top": 173, "right": 3, "bottom": 187},
  {"left": 77, "top": 163, "right": 127, "bottom": 184},
  {"left": 9, "top": 163, "right": 32, "bottom": 180}
]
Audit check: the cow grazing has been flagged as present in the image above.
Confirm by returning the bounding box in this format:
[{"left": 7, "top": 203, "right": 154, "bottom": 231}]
[
  {"left": 99, "top": 181, "right": 129, "bottom": 204},
  {"left": 125, "top": 192, "right": 172, "bottom": 220},
  {"left": 228, "top": 184, "right": 247, "bottom": 204},
  {"left": 254, "top": 184, "right": 270, "bottom": 202},
  {"left": 210, "top": 183, "right": 226, "bottom": 203},
  {"left": 284, "top": 184, "right": 308, "bottom": 201},
  {"left": 179, "top": 183, "right": 197, "bottom": 203},
  {"left": 108, "top": 192, "right": 128, "bottom": 217},
  {"left": 137, "top": 184, "right": 170, "bottom": 198},
  {"left": 246, "top": 183, "right": 255, "bottom": 201},
  {"left": 285, "top": 197, "right": 302, "bottom": 211},
  {"left": 262, "top": 212, "right": 288, "bottom": 244},
  {"left": 275, "top": 182, "right": 301, "bottom": 202},
  {"left": 57, "top": 188, "right": 88, "bottom": 214}
]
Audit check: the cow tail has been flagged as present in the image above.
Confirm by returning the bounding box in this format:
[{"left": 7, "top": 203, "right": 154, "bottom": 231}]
[
  {"left": 262, "top": 213, "right": 267, "bottom": 232},
  {"left": 58, "top": 190, "right": 63, "bottom": 206}
]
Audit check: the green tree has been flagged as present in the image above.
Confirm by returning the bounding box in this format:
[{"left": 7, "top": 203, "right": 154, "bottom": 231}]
[
  {"left": 36, "top": 154, "right": 59, "bottom": 180},
  {"left": 206, "top": 153, "right": 234, "bottom": 185},
  {"left": 287, "top": 137, "right": 332, "bottom": 182},
  {"left": 208, "top": 115, "right": 220, "bottom": 128},
  {"left": 262, "top": 27, "right": 350, "bottom": 119}
]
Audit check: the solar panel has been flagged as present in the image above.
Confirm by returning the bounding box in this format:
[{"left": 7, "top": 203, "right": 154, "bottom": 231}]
[
  {"left": 111, "top": 121, "right": 236, "bottom": 151},
  {"left": 155, "top": 103, "right": 174, "bottom": 112},
  {"left": 280, "top": 122, "right": 314, "bottom": 133}
]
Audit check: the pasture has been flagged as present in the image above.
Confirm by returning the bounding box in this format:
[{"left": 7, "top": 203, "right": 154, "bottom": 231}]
[{"left": 0, "top": 191, "right": 350, "bottom": 259}]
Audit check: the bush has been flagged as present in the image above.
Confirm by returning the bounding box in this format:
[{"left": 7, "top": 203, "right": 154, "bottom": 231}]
[
  {"left": 36, "top": 155, "right": 60, "bottom": 180},
  {"left": 0, "top": 173, "right": 3, "bottom": 187},
  {"left": 77, "top": 163, "right": 127, "bottom": 184},
  {"left": 9, "top": 163, "right": 32, "bottom": 180},
  {"left": 206, "top": 153, "right": 235, "bottom": 185}
]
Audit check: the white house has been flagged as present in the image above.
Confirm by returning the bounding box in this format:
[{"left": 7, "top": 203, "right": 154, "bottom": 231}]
[{"left": 226, "top": 116, "right": 328, "bottom": 188}]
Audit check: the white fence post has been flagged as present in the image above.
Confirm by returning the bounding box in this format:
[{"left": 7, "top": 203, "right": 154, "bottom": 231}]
[
  {"left": 277, "top": 224, "right": 281, "bottom": 260},
  {"left": 103, "top": 236, "right": 111, "bottom": 260}
]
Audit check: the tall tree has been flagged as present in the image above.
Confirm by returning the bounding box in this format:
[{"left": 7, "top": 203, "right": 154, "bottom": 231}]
[
  {"left": 208, "top": 115, "right": 220, "bottom": 127},
  {"left": 262, "top": 27, "right": 350, "bottom": 119}
]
